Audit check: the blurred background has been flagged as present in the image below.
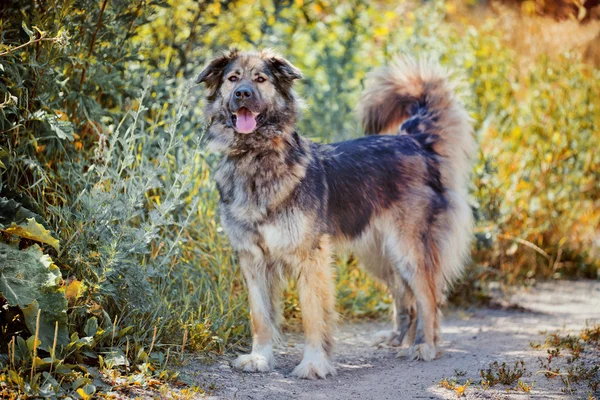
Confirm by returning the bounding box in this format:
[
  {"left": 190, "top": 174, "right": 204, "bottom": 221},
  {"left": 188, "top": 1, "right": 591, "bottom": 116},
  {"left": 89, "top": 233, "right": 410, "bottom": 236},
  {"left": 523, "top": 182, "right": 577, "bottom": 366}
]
[{"left": 0, "top": 0, "right": 599, "bottom": 396}]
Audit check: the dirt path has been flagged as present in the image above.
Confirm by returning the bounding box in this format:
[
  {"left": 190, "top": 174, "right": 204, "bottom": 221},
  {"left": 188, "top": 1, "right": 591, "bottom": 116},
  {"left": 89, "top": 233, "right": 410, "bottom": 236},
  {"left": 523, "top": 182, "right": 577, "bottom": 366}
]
[{"left": 182, "top": 281, "right": 600, "bottom": 399}]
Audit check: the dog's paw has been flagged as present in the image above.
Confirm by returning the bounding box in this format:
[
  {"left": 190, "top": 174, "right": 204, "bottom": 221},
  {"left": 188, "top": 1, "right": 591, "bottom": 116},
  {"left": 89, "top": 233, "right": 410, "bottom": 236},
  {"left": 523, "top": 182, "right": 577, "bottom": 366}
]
[
  {"left": 371, "top": 330, "right": 403, "bottom": 348},
  {"left": 400, "top": 343, "right": 436, "bottom": 361},
  {"left": 233, "top": 352, "right": 273, "bottom": 372},
  {"left": 292, "top": 349, "right": 336, "bottom": 379}
]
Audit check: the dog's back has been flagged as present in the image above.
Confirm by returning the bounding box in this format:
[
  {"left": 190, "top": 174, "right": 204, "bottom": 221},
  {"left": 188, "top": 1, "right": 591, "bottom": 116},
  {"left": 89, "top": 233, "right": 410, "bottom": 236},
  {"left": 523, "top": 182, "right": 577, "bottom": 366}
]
[
  {"left": 358, "top": 57, "right": 476, "bottom": 194},
  {"left": 200, "top": 51, "right": 475, "bottom": 377},
  {"left": 322, "top": 57, "right": 475, "bottom": 360}
]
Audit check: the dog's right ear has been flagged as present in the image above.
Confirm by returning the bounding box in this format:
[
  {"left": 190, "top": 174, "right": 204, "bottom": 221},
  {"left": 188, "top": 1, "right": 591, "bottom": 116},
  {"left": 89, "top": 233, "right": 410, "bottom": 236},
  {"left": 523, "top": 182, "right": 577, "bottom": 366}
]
[{"left": 196, "top": 49, "right": 239, "bottom": 95}]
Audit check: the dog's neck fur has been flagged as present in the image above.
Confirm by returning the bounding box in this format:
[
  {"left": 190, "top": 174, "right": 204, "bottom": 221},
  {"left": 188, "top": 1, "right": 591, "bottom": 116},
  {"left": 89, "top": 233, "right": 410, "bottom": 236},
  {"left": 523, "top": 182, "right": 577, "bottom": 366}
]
[{"left": 209, "top": 117, "right": 310, "bottom": 221}]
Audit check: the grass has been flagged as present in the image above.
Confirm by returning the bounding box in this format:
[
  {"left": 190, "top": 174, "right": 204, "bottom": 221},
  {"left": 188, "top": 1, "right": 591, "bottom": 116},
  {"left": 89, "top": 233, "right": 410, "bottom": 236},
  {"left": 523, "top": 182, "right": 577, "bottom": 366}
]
[
  {"left": 440, "top": 360, "right": 534, "bottom": 397},
  {"left": 441, "top": 324, "right": 600, "bottom": 398},
  {"left": 0, "top": 312, "right": 186, "bottom": 398},
  {"left": 439, "top": 377, "right": 472, "bottom": 397},
  {"left": 534, "top": 324, "right": 600, "bottom": 396},
  {"left": 479, "top": 360, "right": 528, "bottom": 389}
]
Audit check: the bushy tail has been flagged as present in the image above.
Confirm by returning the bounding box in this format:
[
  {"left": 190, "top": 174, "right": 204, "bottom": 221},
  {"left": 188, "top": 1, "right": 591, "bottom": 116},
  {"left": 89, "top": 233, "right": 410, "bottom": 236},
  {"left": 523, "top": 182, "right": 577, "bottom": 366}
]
[
  {"left": 357, "top": 56, "right": 476, "bottom": 194},
  {"left": 358, "top": 57, "right": 476, "bottom": 288}
]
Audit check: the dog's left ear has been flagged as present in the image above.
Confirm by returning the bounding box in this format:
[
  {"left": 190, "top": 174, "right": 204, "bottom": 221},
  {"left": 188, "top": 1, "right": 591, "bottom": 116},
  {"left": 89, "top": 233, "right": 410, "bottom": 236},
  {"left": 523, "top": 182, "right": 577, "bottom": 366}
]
[
  {"left": 266, "top": 55, "right": 302, "bottom": 86},
  {"left": 197, "top": 49, "right": 239, "bottom": 95}
]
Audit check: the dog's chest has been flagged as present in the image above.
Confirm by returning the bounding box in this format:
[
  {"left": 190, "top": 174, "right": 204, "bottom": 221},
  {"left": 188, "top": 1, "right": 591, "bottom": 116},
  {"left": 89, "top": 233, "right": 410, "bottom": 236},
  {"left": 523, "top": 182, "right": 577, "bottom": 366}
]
[
  {"left": 256, "top": 210, "right": 311, "bottom": 254},
  {"left": 220, "top": 204, "right": 311, "bottom": 257},
  {"left": 214, "top": 158, "right": 268, "bottom": 223},
  {"left": 214, "top": 160, "right": 312, "bottom": 255}
]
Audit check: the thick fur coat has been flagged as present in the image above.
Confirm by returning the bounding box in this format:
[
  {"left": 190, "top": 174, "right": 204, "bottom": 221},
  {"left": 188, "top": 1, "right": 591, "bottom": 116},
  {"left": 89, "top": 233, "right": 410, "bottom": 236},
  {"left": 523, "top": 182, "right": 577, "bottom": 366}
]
[{"left": 197, "top": 49, "right": 475, "bottom": 379}]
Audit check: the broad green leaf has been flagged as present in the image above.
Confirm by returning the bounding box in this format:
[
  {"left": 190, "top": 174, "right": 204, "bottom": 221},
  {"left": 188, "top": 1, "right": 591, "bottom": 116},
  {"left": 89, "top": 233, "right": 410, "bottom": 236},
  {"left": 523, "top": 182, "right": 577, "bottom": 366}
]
[
  {"left": 0, "top": 197, "right": 60, "bottom": 251},
  {"left": 117, "top": 326, "right": 134, "bottom": 338},
  {"left": 0, "top": 243, "right": 69, "bottom": 349},
  {"left": 4, "top": 218, "right": 60, "bottom": 251},
  {"left": 15, "top": 336, "right": 29, "bottom": 363},
  {"left": 26, "top": 335, "right": 42, "bottom": 351},
  {"left": 103, "top": 350, "right": 129, "bottom": 367},
  {"left": 9, "top": 370, "right": 23, "bottom": 386},
  {"left": 72, "top": 377, "right": 91, "bottom": 390},
  {"left": 84, "top": 317, "right": 98, "bottom": 337},
  {"left": 47, "top": 115, "right": 74, "bottom": 141},
  {"left": 30, "top": 111, "right": 74, "bottom": 141},
  {"left": 0, "top": 197, "right": 44, "bottom": 228}
]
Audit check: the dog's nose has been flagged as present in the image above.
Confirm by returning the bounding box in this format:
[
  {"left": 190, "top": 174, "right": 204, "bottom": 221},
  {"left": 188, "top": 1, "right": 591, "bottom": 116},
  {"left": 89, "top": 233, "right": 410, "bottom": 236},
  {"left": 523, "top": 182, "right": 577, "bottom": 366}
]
[{"left": 234, "top": 85, "right": 253, "bottom": 99}]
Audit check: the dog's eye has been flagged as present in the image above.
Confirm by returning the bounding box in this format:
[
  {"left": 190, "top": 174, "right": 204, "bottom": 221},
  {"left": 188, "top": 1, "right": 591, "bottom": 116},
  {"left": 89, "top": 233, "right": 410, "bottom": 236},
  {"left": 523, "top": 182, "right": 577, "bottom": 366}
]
[
  {"left": 256, "top": 77, "right": 266, "bottom": 83},
  {"left": 228, "top": 76, "right": 238, "bottom": 82}
]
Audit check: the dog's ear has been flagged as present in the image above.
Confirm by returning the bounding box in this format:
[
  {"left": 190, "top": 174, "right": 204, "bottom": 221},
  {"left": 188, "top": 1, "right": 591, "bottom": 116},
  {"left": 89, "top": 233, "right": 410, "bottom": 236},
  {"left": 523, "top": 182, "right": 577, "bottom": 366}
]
[
  {"left": 197, "top": 49, "right": 239, "bottom": 94},
  {"left": 265, "top": 54, "right": 302, "bottom": 87}
]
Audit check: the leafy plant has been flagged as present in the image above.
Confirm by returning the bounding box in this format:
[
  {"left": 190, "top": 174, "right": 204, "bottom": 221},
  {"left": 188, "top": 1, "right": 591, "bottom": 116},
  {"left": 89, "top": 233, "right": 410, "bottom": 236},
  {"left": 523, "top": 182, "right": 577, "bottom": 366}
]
[
  {"left": 536, "top": 325, "right": 600, "bottom": 396},
  {"left": 440, "top": 376, "right": 473, "bottom": 397},
  {"left": 480, "top": 360, "right": 527, "bottom": 388},
  {"left": 0, "top": 243, "right": 68, "bottom": 350},
  {"left": 0, "top": 197, "right": 59, "bottom": 250}
]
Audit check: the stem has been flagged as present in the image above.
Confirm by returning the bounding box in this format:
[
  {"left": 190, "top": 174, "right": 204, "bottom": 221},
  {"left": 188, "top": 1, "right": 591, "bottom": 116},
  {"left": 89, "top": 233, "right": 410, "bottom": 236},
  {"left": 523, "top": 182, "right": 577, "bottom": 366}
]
[
  {"left": 30, "top": 308, "right": 41, "bottom": 382},
  {"left": 87, "top": 0, "right": 110, "bottom": 58},
  {"left": 119, "top": 0, "right": 143, "bottom": 50},
  {"left": 0, "top": 36, "right": 57, "bottom": 57},
  {"left": 497, "top": 233, "right": 552, "bottom": 261},
  {"left": 80, "top": 0, "right": 110, "bottom": 88}
]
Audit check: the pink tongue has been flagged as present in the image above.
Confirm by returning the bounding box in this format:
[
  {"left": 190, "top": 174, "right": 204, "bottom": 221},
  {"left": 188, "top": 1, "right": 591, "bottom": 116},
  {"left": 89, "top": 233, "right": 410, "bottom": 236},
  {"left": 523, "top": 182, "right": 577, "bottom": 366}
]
[{"left": 236, "top": 108, "right": 257, "bottom": 133}]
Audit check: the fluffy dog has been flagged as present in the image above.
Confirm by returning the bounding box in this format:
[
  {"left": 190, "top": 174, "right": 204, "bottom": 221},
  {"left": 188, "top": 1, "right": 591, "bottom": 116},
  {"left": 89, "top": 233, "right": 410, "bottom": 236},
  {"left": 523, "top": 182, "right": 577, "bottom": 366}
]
[{"left": 197, "top": 49, "right": 475, "bottom": 379}]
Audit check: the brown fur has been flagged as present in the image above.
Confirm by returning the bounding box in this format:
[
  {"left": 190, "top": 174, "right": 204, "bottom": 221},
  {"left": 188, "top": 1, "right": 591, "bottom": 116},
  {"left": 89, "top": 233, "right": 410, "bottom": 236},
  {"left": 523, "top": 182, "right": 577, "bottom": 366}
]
[
  {"left": 197, "top": 50, "right": 475, "bottom": 379},
  {"left": 584, "top": 31, "right": 600, "bottom": 67}
]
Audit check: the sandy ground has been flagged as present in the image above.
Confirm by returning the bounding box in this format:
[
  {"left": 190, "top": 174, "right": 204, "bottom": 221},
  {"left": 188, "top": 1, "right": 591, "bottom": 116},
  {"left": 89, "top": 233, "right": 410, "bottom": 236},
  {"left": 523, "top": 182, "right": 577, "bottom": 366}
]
[{"left": 181, "top": 281, "right": 600, "bottom": 399}]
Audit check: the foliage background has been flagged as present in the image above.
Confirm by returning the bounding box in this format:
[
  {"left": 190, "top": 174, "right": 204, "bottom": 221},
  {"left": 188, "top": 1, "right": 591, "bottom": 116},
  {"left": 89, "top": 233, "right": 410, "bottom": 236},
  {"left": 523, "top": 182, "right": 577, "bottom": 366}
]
[{"left": 0, "top": 0, "right": 598, "bottom": 396}]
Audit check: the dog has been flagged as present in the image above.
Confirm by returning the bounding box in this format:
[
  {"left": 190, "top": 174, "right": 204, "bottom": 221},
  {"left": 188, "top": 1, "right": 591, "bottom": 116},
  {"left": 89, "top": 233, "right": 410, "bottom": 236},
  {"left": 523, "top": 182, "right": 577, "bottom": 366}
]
[{"left": 197, "top": 49, "right": 475, "bottom": 379}]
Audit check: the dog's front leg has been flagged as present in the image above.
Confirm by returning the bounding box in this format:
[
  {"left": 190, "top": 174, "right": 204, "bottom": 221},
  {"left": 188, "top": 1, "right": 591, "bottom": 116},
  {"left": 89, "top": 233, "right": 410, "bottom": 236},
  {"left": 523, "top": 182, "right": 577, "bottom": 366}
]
[
  {"left": 291, "top": 241, "right": 337, "bottom": 379},
  {"left": 233, "top": 249, "right": 276, "bottom": 372}
]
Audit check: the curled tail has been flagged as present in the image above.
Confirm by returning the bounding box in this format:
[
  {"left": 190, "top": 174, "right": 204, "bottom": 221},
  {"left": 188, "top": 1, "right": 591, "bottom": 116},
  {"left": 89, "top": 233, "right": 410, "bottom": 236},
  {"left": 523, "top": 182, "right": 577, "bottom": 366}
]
[
  {"left": 357, "top": 56, "right": 476, "bottom": 194},
  {"left": 358, "top": 57, "right": 476, "bottom": 288}
]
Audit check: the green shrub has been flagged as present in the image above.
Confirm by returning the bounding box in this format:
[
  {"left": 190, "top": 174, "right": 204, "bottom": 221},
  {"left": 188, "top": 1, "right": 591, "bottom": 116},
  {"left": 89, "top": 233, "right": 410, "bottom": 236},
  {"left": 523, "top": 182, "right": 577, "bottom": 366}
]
[{"left": 0, "top": 1, "right": 247, "bottom": 395}]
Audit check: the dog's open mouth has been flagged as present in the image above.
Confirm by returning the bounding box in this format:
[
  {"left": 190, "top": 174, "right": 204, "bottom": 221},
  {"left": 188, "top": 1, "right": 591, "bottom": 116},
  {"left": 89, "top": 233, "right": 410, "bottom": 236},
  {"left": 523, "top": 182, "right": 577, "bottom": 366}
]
[{"left": 233, "top": 107, "right": 259, "bottom": 133}]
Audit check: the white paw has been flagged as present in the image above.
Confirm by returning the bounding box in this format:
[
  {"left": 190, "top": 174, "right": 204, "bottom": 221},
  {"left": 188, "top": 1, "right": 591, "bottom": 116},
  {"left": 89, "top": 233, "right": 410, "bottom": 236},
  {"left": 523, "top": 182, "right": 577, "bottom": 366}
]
[
  {"left": 401, "top": 343, "right": 436, "bottom": 361},
  {"left": 291, "top": 345, "right": 336, "bottom": 379},
  {"left": 371, "top": 330, "right": 403, "bottom": 348},
  {"left": 233, "top": 352, "right": 273, "bottom": 372}
]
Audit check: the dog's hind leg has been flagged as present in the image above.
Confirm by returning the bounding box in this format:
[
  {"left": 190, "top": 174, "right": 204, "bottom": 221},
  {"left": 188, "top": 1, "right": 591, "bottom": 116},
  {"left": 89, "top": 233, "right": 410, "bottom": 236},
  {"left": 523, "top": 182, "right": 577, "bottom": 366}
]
[
  {"left": 386, "top": 233, "right": 439, "bottom": 361},
  {"left": 371, "top": 274, "right": 416, "bottom": 348},
  {"left": 354, "top": 230, "right": 414, "bottom": 347},
  {"left": 390, "top": 267, "right": 438, "bottom": 361},
  {"left": 405, "top": 268, "right": 438, "bottom": 361},
  {"left": 356, "top": 234, "right": 417, "bottom": 348},
  {"left": 291, "top": 237, "right": 337, "bottom": 379},
  {"left": 233, "top": 248, "right": 279, "bottom": 373}
]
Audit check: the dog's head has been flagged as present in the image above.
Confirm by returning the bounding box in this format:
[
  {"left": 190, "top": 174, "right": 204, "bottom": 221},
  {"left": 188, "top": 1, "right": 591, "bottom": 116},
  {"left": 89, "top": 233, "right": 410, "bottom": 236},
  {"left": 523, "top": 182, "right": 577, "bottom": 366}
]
[{"left": 197, "top": 49, "right": 302, "bottom": 140}]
